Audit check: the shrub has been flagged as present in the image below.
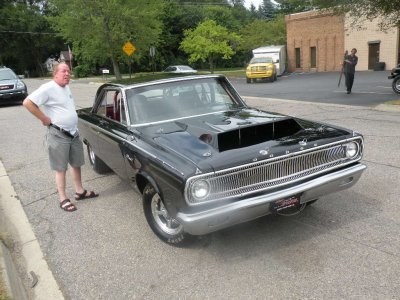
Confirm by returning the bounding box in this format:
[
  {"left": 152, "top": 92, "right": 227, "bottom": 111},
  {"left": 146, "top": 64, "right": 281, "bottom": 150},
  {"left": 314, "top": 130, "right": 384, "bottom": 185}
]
[{"left": 73, "top": 64, "right": 93, "bottom": 78}]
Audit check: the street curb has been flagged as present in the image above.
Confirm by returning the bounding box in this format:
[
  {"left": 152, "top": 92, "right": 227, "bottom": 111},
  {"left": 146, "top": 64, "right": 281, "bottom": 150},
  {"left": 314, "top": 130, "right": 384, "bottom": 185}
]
[
  {"left": 0, "top": 241, "right": 27, "bottom": 300},
  {"left": 0, "top": 160, "right": 64, "bottom": 300}
]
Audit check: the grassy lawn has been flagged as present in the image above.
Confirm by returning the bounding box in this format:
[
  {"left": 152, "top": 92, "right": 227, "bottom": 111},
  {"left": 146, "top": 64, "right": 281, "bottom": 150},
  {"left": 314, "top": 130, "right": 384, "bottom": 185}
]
[{"left": 385, "top": 99, "right": 400, "bottom": 105}]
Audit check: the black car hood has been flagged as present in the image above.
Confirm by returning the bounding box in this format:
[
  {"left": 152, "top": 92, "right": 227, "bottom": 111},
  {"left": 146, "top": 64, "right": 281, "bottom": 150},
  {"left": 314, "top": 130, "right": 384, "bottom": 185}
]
[{"left": 136, "top": 108, "right": 352, "bottom": 172}]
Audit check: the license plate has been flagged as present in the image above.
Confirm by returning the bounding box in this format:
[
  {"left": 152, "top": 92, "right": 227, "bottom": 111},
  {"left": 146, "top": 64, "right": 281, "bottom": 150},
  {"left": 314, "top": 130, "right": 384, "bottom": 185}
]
[{"left": 271, "top": 195, "right": 300, "bottom": 213}]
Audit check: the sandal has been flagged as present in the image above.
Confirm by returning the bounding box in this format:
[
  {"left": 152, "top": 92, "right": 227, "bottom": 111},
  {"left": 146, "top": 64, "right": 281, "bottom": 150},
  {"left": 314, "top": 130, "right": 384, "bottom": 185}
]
[
  {"left": 60, "top": 199, "right": 77, "bottom": 212},
  {"left": 75, "top": 189, "right": 99, "bottom": 201}
]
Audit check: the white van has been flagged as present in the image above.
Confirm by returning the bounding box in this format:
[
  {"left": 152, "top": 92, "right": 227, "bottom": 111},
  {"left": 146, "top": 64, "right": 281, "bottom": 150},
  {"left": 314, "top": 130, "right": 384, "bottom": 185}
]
[{"left": 252, "top": 45, "right": 287, "bottom": 76}]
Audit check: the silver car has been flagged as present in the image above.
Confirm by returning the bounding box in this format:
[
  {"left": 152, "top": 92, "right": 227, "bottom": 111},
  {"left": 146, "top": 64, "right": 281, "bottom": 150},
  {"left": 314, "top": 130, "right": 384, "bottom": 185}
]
[
  {"left": 163, "top": 65, "right": 197, "bottom": 74},
  {"left": 0, "top": 67, "right": 28, "bottom": 104}
]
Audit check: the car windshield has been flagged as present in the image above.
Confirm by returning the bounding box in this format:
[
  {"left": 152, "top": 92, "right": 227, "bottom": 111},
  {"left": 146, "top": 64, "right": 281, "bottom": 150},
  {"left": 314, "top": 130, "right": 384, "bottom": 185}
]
[
  {"left": 125, "top": 77, "right": 242, "bottom": 125},
  {"left": 0, "top": 69, "right": 17, "bottom": 80},
  {"left": 250, "top": 57, "right": 273, "bottom": 64}
]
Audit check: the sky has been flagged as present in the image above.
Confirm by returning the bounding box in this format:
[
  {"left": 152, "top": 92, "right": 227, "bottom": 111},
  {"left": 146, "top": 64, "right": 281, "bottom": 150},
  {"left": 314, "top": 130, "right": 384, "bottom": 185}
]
[{"left": 244, "top": 0, "right": 264, "bottom": 9}]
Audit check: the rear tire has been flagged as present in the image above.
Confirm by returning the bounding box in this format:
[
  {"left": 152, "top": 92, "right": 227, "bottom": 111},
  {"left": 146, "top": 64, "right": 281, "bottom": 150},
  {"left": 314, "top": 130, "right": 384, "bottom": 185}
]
[
  {"left": 143, "top": 184, "right": 189, "bottom": 246},
  {"left": 87, "top": 144, "right": 111, "bottom": 174},
  {"left": 392, "top": 76, "right": 400, "bottom": 94}
]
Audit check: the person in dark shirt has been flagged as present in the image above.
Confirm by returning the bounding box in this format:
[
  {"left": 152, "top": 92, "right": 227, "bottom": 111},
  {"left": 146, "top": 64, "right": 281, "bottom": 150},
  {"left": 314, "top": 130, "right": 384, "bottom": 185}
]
[{"left": 343, "top": 48, "right": 358, "bottom": 94}]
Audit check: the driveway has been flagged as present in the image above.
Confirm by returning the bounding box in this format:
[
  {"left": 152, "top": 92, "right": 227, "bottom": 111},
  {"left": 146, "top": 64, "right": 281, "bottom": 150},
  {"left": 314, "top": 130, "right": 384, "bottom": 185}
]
[{"left": 1, "top": 77, "right": 399, "bottom": 299}]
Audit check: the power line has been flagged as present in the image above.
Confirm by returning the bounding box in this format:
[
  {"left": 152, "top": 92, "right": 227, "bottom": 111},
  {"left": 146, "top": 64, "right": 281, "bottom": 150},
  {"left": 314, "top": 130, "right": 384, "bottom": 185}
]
[{"left": 0, "top": 30, "right": 56, "bottom": 35}]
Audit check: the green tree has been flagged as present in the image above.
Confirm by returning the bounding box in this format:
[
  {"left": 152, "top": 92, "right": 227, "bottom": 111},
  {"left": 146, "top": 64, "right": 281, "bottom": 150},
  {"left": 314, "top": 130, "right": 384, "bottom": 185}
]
[
  {"left": 238, "top": 15, "right": 286, "bottom": 54},
  {"left": 311, "top": 0, "right": 400, "bottom": 29},
  {"left": 274, "top": 0, "right": 313, "bottom": 14},
  {"left": 180, "top": 19, "right": 240, "bottom": 73},
  {"left": 0, "top": 0, "right": 62, "bottom": 75},
  {"left": 48, "top": 0, "right": 164, "bottom": 79},
  {"left": 275, "top": 0, "right": 400, "bottom": 28},
  {"left": 259, "top": 0, "right": 277, "bottom": 19}
]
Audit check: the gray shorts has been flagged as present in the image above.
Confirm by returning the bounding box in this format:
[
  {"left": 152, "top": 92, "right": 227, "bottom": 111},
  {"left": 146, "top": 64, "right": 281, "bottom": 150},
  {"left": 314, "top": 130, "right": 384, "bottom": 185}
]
[{"left": 46, "top": 127, "right": 85, "bottom": 171}]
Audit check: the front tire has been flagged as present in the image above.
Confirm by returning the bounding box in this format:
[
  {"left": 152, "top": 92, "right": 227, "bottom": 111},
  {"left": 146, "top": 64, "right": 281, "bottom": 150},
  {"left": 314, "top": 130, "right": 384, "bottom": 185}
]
[
  {"left": 143, "top": 184, "right": 188, "bottom": 245},
  {"left": 246, "top": 77, "right": 251, "bottom": 84},
  {"left": 392, "top": 76, "right": 400, "bottom": 94},
  {"left": 87, "top": 144, "right": 111, "bottom": 174}
]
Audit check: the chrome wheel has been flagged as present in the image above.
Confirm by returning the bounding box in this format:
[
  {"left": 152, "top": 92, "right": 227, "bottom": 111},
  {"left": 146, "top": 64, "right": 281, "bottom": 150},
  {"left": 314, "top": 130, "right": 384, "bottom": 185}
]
[
  {"left": 393, "top": 76, "right": 400, "bottom": 94},
  {"left": 150, "top": 193, "right": 183, "bottom": 235},
  {"left": 88, "top": 145, "right": 96, "bottom": 165},
  {"left": 86, "top": 144, "right": 111, "bottom": 174}
]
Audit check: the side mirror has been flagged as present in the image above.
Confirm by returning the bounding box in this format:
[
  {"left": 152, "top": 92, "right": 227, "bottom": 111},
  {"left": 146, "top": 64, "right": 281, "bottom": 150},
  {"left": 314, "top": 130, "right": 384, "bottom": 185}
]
[
  {"left": 18, "top": 75, "right": 25, "bottom": 79},
  {"left": 275, "top": 59, "right": 279, "bottom": 63}
]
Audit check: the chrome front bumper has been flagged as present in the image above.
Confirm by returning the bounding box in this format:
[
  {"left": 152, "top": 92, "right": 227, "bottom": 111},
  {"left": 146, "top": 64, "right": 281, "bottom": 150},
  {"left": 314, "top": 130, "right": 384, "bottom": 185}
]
[{"left": 176, "top": 163, "right": 366, "bottom": 235}]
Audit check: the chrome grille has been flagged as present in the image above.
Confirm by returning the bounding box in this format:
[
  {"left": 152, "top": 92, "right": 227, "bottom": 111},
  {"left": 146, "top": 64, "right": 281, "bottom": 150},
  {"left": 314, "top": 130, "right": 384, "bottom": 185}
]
[{"left": 185, "top": 138, "right": 363, "bottom": 205}]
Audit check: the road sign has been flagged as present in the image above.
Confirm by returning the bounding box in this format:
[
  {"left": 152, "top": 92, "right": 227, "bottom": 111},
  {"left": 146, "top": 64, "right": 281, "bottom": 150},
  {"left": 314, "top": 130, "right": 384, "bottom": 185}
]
[
  {"left": 149, "top": 46, "right": 156, "bottom": 57},
  {"left": 123, "top": 41, "right": 136, "bottom": 56}
]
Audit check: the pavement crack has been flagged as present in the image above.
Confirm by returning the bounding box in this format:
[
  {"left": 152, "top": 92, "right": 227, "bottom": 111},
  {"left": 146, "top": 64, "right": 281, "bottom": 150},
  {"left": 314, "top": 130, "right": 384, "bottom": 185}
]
[
  {"left": 23, "top": 191, "right": 58, "bottom": 207},
  {"left": 363, "top": 159, "right": 400, "bottom": 170}
]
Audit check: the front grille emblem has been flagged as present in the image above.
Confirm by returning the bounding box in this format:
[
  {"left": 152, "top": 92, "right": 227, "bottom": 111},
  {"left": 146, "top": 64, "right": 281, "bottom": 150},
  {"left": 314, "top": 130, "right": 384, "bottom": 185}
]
[
  {"left": 299, "top": 138, "right": 307, "bottom": 146},
  {"left": 259, "top": 148, "right": 269, "bottom": 155}
]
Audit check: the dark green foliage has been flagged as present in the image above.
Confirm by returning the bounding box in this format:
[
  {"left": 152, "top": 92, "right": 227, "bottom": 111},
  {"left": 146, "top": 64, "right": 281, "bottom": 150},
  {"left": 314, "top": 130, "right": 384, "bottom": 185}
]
[
  {"left": 1, "top": 0, "right": 397, "bottom": 77},
  {"left": 73, "top": 64, "right": 95, "bottom": 78},
  {"left": 0, "top": 0, "right": 62, "bottom": 75}
]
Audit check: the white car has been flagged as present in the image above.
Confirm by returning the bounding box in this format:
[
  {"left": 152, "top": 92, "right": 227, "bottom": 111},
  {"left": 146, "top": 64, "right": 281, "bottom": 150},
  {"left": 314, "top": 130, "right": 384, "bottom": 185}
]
[{"left": 163, "top": 65, "right": 197, "bottom": 74}]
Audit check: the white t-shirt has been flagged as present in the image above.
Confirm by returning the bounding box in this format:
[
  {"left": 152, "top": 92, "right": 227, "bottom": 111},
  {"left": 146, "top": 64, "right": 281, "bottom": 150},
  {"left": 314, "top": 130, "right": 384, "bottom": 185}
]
[{"left": 29, "top": 80, "right": 78, "bottom": 134}]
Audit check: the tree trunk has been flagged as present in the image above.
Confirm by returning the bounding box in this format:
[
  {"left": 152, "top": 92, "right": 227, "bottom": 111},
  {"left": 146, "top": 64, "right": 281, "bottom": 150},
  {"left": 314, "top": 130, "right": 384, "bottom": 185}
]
[
  {"left": 209, "top": 55, "right": 214, "bottom": 74},
  {"left": 111, "top": 56, "right": 122, "bottom": 80}
]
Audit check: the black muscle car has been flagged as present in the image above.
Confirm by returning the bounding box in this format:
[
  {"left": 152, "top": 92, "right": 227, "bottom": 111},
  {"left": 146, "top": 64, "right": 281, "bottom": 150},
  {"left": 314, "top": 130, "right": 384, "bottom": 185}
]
[{"left": 77, "top": 75, "right": 366, "bottom": 245}]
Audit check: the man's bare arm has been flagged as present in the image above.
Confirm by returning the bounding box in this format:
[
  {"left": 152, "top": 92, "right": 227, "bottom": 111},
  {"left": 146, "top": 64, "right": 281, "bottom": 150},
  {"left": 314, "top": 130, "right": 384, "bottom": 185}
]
[{"left": 23, "top": 98, "right": 51, "bottom": 126}]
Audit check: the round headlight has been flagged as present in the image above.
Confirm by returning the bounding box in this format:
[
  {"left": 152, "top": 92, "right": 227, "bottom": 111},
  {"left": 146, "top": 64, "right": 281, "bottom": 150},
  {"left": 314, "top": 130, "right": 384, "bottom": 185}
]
[
  {"left": 345, "top": 142, "right": 358, "bottom": 158},
  {"left": 191, "top": 180, "right": 210, "bottom": 200}
]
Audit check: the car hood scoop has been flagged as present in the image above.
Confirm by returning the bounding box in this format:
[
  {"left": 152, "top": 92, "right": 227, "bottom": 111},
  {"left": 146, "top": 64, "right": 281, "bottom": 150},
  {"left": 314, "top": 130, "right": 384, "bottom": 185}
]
[{"left": 139, "top": 109, "right": 349, "bottom": 165}]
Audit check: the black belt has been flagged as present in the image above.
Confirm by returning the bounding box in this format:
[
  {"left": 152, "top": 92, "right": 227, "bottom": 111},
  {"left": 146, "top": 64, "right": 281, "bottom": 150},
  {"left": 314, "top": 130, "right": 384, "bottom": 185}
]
[{"left": 49, "top": 124, "right": 76, "bottom": 139}]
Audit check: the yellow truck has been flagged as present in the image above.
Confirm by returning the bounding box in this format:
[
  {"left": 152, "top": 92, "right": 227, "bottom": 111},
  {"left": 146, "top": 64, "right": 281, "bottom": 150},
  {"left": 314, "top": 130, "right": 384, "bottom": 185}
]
[
  {"left": 246, "top": 56, "right": 277, "bottom": 83},
  {"left": 246, "top": 45, "right": 287, "bottom": 83}
]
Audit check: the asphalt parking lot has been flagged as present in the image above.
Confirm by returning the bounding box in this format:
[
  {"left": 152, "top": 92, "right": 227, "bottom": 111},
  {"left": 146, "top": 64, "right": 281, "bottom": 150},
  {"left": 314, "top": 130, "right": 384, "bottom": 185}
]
[
  {"left": 230, "top": 70, "right": 399, "bottom": 106},
  {"left": 1, "top": 75, "right": 400, "bottom": 299}
]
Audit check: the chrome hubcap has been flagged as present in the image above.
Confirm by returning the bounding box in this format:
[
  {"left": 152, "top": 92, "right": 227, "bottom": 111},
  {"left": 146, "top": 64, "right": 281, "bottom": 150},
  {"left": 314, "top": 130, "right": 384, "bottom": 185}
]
[
  {"left": 151, "top": 193, "right": 183, "bottom": 235},
  {"left": 88, "top": 146, "right": 96, "bottom": 164}
]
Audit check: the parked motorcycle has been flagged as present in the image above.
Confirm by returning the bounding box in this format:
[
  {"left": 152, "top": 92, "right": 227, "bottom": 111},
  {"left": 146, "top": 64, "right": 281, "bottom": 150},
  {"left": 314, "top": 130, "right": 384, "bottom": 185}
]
[{"left": 388, "top": 64, "right": 400, "bottom": 94}]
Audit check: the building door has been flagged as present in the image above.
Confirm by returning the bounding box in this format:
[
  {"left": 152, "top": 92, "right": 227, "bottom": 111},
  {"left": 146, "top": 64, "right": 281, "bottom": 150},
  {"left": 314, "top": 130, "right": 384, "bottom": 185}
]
[
  {"left": 368, "top": 43, "right": 380, "bottom": 69},
  {"left": 295, "top": 48, "right": 301, "bottom": 68},
  {"left": 310, "top": 47, "right": 317, "bottom": 68}
]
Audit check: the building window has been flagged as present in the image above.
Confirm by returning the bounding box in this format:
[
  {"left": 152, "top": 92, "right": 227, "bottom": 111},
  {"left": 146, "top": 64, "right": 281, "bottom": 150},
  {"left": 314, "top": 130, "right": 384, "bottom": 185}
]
[
  {"left": 295, "top": 48, "right": 301, "bottom": 68},
  {"left": 310, "top": 47, "right": 317, "bottom": 68}
]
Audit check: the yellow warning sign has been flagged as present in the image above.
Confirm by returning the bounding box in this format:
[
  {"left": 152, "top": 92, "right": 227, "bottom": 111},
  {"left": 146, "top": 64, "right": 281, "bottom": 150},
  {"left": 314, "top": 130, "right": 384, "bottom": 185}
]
[{"left": 123, "top": 41, "right": 136, "bottom": 56}]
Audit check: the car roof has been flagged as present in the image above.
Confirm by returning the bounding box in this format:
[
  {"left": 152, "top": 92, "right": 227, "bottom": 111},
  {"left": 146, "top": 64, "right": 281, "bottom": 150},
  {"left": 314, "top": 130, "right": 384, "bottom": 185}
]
[
  {"left": 125, "top": 74, "right": 224, "bottom": 89},
  {"left": 96, "top": 74, "right": 226, "bottom": 93}
]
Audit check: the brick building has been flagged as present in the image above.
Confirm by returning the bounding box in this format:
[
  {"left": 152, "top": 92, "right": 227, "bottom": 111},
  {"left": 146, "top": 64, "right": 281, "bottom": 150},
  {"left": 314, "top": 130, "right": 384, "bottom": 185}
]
[{"left": 285, "top": 10, "right": 400, "bottom": 73}]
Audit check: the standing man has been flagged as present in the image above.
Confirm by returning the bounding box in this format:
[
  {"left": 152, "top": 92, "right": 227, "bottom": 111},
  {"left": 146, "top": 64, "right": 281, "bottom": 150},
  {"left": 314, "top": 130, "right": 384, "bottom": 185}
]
[
  {"left": 23, "top": 63, "right": 98, "bottom": 212},
  {"left": 343, "top": 48, "right": 358, "bottom": 94}
]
